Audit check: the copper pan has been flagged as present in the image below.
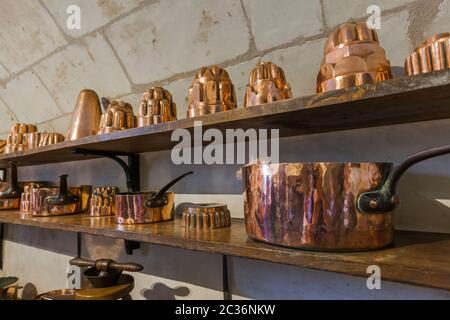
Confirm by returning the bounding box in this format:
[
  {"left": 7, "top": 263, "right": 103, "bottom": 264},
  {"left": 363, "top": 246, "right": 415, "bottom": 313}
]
[
  {"left": 243, "top": 145, "right": 450, "bottom": 251},
  {"left": 0, "top": 162, "right": 22, "bottom": 210},
  {"left": 115, "top": 171, "right": 193, "bottom": 224}
]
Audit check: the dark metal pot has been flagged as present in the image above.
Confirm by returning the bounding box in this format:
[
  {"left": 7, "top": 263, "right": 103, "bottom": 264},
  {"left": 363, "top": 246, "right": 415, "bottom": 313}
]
[
  {"left": 243, "top": 145, "right": 450, "bottom": 251},
  {"left": 115, "top": 171, "right": 193, "bottom": 224}
]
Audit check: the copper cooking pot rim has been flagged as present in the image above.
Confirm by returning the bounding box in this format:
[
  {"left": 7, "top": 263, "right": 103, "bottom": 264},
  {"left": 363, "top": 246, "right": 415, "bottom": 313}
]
[{"left": 243, "top": 161, "right": 392, "bottom": 168}]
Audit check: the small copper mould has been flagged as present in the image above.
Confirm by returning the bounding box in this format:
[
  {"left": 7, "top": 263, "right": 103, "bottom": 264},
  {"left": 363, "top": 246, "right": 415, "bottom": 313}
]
[
  {"left": 98, "top": 99, "right": 136, "bottom": 134},
  {"left": 138, "top": 87, "right": 177, "bottom": 127},
  {"left": 0, "top": 140, "right": 6, "bottom": 154},
  {"left": 405, "top": 33, "right": 450, "bottom": 76},
  {"left": 317, "top": 21, "right": 392, "bottom": 93},
  {"left": 20, "top": 183, "right": 46, "bottom": 213},
  {"left": 244, "top": 61, "right": 292, "bottom": 107},
  {"left": 187, "top": 65, "right": 237, "bottom": 117},
  {"left": 89, "top": 186, "right": 119, "bottom": 217},
  {"left": 4, "top": 123, "right": 37, "bottom": 154},
  {"left": 181, "top": 203, "right": 231, "bottom": 229}
]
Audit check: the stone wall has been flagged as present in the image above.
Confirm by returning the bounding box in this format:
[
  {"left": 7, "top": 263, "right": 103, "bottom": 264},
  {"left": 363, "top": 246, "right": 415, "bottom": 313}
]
[{"left": 1, "top": 0, "right": 450, "bottom": 299}]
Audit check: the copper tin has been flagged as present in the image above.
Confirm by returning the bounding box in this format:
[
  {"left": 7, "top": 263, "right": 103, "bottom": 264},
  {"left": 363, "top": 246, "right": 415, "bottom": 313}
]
[
  {"left": 181, "top": 203, "right": 231, "bottom": 229},
  {"left": 138, "top": 87, "right": 177, "bottom": 127},
  {"left": 243, "top": 162, "right": 394, "bottom": 251},
  {"left": 115, "top": 191, "right": 174, "bottom": 224},
  {"left": 187, "top": 65, "right": 237, "bottom": 117},
  {"left": 405, "top": 33, "right": 450, "bottom": 76},
  {"left": 20, "top": 183, "right": 46, "bottom": 213},
  {"left": 98, "top": 100, "right": 136, "bottom": 134},
  {"left": 317, "top": 21, "right": 392, "bottom": 93},
  {"left": 24, "top": 132, "right": 41, "bottom": 149},
  {"left": 244, "top": 61, "right": 292, "bottom": 107},
  {"left": 90, "top": 186, "right": 119, "bottom": 217},
  {"left": 4, "top": 123, "right": 37, "bottom": 154},
  {"left": 66, "top": 89, "right": 102, "bottom": 140}
]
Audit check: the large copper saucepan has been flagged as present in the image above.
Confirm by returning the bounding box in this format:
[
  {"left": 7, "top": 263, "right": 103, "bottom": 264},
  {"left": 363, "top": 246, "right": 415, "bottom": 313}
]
[{"left": 243, "top": 145, "right": 450, "bottom": 251}]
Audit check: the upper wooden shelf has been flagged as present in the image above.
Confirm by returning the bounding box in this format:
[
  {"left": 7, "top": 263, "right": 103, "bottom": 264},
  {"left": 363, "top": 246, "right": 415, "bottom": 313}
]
[
  {"left": 0, "top": 210, "right": 449, "bottom": 291},
  {"left": 2, "top": 70, "right": 450, "bottom": 166}
]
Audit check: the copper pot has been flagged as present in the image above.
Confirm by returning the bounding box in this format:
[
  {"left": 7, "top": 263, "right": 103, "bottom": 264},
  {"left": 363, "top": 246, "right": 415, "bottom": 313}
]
[
  {"left": 115, "top": 171, "right": 193, "bottom": 224},
  {"left": 0, "top": 162, "right": 22, "bottom": 210},
  {"left": 243, "top": 145, "right": 450, "bottom": 251}
]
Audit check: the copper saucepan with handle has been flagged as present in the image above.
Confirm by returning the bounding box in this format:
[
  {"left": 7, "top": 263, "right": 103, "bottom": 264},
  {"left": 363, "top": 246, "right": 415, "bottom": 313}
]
[
  {"left": 243, "top": 145, "right": 450, "bottom": 252},
  {"left": 115, "top": 171, "right": 193, "bottom": 224}
]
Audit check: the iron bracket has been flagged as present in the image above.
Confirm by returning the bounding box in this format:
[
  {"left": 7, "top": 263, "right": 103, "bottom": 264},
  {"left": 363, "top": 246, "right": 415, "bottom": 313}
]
[{"left": 71, "top": 148, "right": 141, "bottom": 255}]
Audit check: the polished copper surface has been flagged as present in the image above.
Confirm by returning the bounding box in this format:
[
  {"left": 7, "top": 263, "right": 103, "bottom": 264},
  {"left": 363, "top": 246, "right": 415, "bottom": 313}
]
[
  {"left": 90, "top": 186, "right": 119, "bottom": 217},
  {"left": 405, "top": 33, "right": 450, "bottom": 76},
  {"left": 38, "top": 132, "right": 65, "bottom": 147},
  {"left": 0, "top": 140, "right": 6, "bottom": 154},
  {"left": 187, "top": 65, "right": 237, "bottom": 117},
  {"left": 4, "top": 123, "right": 37, "bottom": 154},
  {"left": 30, "top": 186, "right": 91, "bottom": 216},
  {"left": 243, "top": 162, "right": 394, "bottom": 251},
  {"left": 66, "top": 89, "right": 102, "bottom": 140},
  {"left": 181, "top": 203, "right": 231, "bottom": 229},
  {"left": 317, "top": 21, "right": 392, "bottom": 93},
  {"left": 138, "top": 87, "right": 177, "bottom": 126},
  {"left": 244, "top": 61, "right": 292, "bottom": 107},
  {"left": 20, "top": 183, "right": 46, "bottom": 213},
  {"left": 115, "top": 191, "right": 174, "bottom": 224},
  {"left": 98, "top": 100, "right": 136, "bottom": 134}
]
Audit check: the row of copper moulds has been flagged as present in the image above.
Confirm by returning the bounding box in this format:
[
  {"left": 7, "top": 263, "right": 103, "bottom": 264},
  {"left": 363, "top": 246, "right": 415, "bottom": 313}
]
[{"left": 1, "top": 24, "right": 448, "bottom": 153}]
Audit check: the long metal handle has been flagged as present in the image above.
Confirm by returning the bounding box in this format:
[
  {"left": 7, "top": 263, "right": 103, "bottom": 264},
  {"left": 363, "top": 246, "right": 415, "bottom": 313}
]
[
  {"left": 358, "top": 144, "right": 450, "bottom": 213},
  {"left": 69, "top": 257, "right": 143, "bottom": 272},
  {"left": 45, "top": 174, "right": 79, "bottom": 206},
  {"left": 145, "top": 171, "right": 193, "bottom": 208}
]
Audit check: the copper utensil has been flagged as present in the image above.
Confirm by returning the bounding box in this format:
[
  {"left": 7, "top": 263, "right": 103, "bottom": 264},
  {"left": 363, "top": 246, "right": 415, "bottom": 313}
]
[
  {"left": 98, "top": 99, "right": 136, "bottom": 134},
  {"left": 244, "top": 61, "right": 292, "bottom": 107},
  {"left": 0, "top": 162, "right": 22, "bottom": 210},
  {"left": 405, "top": 33, "right": 450, "bottom": 76},
  {"left": 115, "top": 171, "right": 193, "bottom": 224},
  {"left": 181, "top": 203, "right": 231, "bottom": 229},
  {"left": 138, "top": 87, "right": 177, "bottom": 126},
  {"left": 243, "top": 145, "right": 450, "bottom": 251},
  {"left": 38, "top": 132, "right": 65, "bottom": 147},
  {"left": 187, "top": 65, "right": 237, "bottom": 117},
  {"left": 89, "top": 186, "right": 119, "bottom": 216},
  {"left": 4, "top": 123, "right": 37, "bottom": 154},
  {"left": 0, "top": 140, "right": 6, "bottom": 154},
  {"left": 66, "top": 89, "right": 102, "bottom": 140},
  {"left": 317, "top": 21, "right": 392, "bottom": 93}
]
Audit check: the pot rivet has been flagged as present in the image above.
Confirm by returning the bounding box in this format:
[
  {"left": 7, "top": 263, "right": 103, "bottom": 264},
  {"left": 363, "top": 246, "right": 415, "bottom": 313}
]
[{"left": 369, "top": 199, "right": 378, "bottom": 209}]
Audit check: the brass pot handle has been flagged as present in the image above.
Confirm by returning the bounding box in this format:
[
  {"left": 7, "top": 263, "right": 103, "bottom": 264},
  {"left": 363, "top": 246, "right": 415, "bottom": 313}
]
[
  {"left": 69, "top": 257, "right": 143, "bottom": 272},
  {"left": 358, "top": 144, "right": 450, "bottom": 213}
]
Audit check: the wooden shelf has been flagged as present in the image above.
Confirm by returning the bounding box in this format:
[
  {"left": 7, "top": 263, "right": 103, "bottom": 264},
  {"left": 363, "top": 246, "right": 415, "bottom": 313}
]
[
  {"left": 0, "top": 210, "right": 449, "bottom": 291},
  {"left": 2, "top": 70, "right": 450, "bottom": 166}
]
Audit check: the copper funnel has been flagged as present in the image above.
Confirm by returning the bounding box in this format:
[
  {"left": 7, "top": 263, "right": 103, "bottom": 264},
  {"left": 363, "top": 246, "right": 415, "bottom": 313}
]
[{"left": 66, "top": 89, "right": 102, "bottom": 140}]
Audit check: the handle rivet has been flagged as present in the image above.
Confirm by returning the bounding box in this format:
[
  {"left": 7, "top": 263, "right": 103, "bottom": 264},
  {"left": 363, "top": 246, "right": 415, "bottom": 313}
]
[{"left": 369, "top": 199, "right": 378, "bottom": 209}]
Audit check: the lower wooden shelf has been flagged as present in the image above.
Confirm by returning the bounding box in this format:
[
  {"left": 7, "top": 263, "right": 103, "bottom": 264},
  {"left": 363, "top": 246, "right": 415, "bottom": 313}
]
[{"left": 0, "top": 210, "right": 449, "bottom": 291}]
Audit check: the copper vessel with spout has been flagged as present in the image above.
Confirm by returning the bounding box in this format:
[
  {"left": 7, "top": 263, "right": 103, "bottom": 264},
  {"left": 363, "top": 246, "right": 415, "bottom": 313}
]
[
  {"left": 187, "top": 65, "right": 237, "bottom": 117},
  {"left": 317, "top": 21, "right": 392, "bottom": 93},
  {"left": 405, "top": 33, "right": 450, "bottom": 76},
  {"left": 243, "top": 145, "right": 450, "bottom": 251},
  {"left": 66, "top": 89, "right": 102, "bottom": 140},
  {"left": 244, "top": 61, "right": 292, "bottom": 107}
]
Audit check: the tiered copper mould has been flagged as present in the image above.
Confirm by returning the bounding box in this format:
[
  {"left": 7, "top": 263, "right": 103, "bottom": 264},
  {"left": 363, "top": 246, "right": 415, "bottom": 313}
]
[
  {"left": 0, "top": 140, "right": 6, "bottom": 154},
  {"left": 90, "top": 186, "right": 119, "bottom": 217},
  {"left": 138, "top": 87, "right": 177, "bottom": 126},
  {"left": 317, "top": 21, "right": 392, "bottom": 93},
  {"left": 405, "top": 33, "right": 450, "bottom": 76},
  {"left": 35, "top": 257, "right": 143, "bottom": 300},
  {"left": 244, "top": 61, "right": 292, "bottom": 107},
  {"left": 243, "top": 145, "right": 450, "bottom": 251},
  {"left": 66, "top": 89, "right": 102, "bottom": 140},
  {"left": 4, "top": 123, "right": 37, "bottom": 154},
  {"left": 187, "top": 65, "right": 237, "bottom": 117},
  {"left": 181, "top": 203, "right": 231, "bottom": 229},
  {"left": 115, "top": 171, "right": 193, "bottom": 224},
  {"left": 98, "top": 99, "right": 136, "bottom": 134}
]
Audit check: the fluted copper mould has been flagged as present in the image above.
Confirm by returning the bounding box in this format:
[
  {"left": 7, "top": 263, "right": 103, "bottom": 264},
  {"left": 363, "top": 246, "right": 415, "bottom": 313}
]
[
  {"left": 90, "top": 186, "right": 119, "bottom": 217},
  {"left": 20, "top": 182, "right": 46, "bottom": 213},
  {"left": 187, "top": 65, "right": 237, "bottom": 117},
  {"left": 244, "top": 61, "right": 292, "bottom": 107},
  {"left": 243, "top": 145, "right": 450, "bottom": 251},
  {"left": 98, "top": 99, "right": 136, "bottom": 134},
  {"left": 181, "top": 203, "right": 231, "bottom": 229},
  {"left": 317, "top": 21, "right": 392, "bottom": 93},
  {"left": 30, "top": 175, "right": 91, "bottom": 216},
  {"left": 4, "top": 123, "right": 37, "bottom": 154},
  {"left": 0, "top": 140, "right": 6, "bottom": 154},
  {"left": 138, "top": 87, "right": 177, "bottom": 127},
  {"left": 405, "top": 33, "right": 450, "bottom": 76},
  {"left": 115, "top": 171, "right": 193, "bottom": 224},
  {"left": 37, "top": 132, "right": 65, "bottom": 147},
  {"left": 66, "top": 89, "right": 102, "bottom": 140},
  {"left": 0, "top": 162, "right": 22, "bottom": 210}
]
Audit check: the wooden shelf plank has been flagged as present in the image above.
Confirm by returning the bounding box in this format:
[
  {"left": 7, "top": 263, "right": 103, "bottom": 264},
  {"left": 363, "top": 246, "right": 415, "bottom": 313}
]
[
  {"left": 0, "top": 210, "right": 449, "bottom": 291},
  {"left": 2, "top": 70, "right": 450, "bottom": 166}
]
